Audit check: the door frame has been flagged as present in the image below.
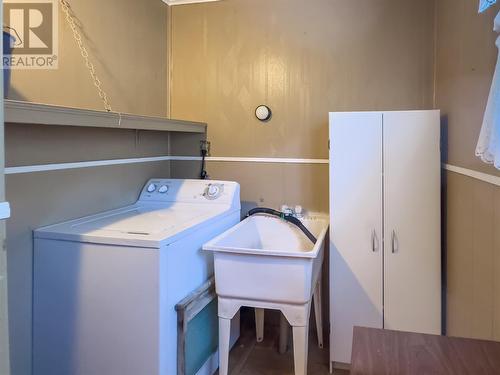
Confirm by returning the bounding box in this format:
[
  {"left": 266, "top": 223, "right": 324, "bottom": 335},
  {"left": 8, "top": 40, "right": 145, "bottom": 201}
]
[{"left": 0, "top": 0, "right": 11, "bottom": 373}]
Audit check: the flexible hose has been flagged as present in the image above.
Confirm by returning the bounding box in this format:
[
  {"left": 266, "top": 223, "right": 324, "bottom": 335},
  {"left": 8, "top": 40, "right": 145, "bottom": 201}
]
[
  {"left": 247, "top": 207, "right": 317, "bottom": 244},
  {"left": 200, "top": 149, "right": 208, "bottom": 180}
]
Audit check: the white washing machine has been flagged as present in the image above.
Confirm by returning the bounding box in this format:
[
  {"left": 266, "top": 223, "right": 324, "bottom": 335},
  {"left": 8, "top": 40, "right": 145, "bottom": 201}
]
[{"left": 33, "top": 179, "right": 241, "bottom": 375}]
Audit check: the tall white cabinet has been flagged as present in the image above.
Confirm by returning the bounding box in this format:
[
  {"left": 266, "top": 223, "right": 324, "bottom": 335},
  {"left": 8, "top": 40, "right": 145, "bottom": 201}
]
[{"left": 329, "top": 111, "right": 441, "bottom": 367}]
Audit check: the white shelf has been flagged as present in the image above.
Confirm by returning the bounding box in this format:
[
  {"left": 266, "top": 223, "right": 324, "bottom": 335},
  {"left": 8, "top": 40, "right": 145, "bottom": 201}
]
[{"left": 4, "top": 100, "right": 206, "bottom": 134}]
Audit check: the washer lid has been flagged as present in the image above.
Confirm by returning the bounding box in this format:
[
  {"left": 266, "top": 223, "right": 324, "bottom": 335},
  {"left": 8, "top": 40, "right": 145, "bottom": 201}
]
[
  {"left": 35, "top": 202, "right": 235, "bottom": 248},
  {"left": 71, "top": 206, "right": 203, "bottom": 235}
]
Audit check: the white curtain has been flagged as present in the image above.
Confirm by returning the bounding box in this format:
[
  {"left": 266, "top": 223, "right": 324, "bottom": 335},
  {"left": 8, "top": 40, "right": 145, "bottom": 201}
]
[{"left": 476, "top": 11, "right": 500, "bottom": 169}]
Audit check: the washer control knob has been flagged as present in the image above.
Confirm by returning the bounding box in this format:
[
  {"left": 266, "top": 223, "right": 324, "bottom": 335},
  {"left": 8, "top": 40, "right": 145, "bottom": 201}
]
[
  {"left": 147, "top": 183, "right": 157, "bottom": 193},
  {"left": 205, "top": 184, "right": 223, "bottom": 199},
  {"left": 158, "top": 185, "right": 169, "bottom": 194}
]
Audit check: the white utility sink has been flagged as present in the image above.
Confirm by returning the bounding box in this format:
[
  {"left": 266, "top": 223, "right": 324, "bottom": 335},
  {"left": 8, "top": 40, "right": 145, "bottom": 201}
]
[
  {"left": 203, "top": 214, "right": 329, "bottom": 375},
  {"left": 204, "top": 215, "right": 328, "bottom": 304}
]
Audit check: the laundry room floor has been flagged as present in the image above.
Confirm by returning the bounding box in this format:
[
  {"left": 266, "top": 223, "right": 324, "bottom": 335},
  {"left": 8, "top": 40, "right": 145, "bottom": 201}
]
[{"left": 216, "top": 309, "right": 349, "bottom": 375}]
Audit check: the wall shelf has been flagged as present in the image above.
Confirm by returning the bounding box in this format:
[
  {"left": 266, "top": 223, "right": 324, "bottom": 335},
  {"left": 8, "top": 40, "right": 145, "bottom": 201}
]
[{"left": 4, "top": 100, "right": 207, "bottom": 134}]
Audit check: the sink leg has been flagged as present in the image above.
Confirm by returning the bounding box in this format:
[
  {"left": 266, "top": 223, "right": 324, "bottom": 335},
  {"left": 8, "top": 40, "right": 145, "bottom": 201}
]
[
  {"left": 255, "top": 308, "right": 265, "bottom": 343},
  {"left": 279, "top": 312, "right": 289, "bottom": 354},
  {"left": 292, "top": 325, "right": 309, "bottom": 375},
  {"left": 313, "top": 277, "right": 324, "bottom": 349},
  {"left": 218, "top": 317, "right": 231, "bottom": 375}
]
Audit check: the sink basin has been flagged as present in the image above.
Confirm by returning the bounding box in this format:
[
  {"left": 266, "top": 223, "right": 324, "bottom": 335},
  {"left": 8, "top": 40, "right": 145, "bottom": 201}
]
[{"left": 203, "top": 214, "right": 328, "bottom": 305}]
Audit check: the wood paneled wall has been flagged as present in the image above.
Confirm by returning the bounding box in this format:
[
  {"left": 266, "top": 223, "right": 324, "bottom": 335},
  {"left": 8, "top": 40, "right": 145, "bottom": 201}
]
[
  {"left": 436, "top": 0, "right": 500, "bottom": 176},
  {"left": 446, "top": 173, "right": 500, "bottom": 340},
  {"left": 8, "top": 0, "right": 168, "bottom": 117},
  {"left": 436, "top": 0, "right": 500, "bottom": 340},
  {"left": 169, "top": 0, "right": 436, "bottom": 212}
]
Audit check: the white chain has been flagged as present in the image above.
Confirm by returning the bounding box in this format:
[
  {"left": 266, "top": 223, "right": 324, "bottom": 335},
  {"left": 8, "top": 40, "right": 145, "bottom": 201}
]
[{"left": 60, "top": 0, "right": 112, "bottom": 112}]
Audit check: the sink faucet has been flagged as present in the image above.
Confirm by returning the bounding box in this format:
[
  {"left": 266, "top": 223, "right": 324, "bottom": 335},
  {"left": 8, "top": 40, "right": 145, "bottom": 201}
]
[
  {"left": 247, "top": 207, "right": 317, "bottom": 244},
  {"left": 281, "top": 205, "right": 304, "bottom": 219}
]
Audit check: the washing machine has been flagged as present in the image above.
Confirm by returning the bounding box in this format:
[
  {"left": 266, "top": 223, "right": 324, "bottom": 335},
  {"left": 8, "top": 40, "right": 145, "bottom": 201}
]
[{"left": 33, "top": 179, "right": 241, "bottom": 375}]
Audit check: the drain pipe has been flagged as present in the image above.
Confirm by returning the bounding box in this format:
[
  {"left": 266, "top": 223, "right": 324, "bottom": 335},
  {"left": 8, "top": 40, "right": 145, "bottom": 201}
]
[{"left": 246, "top": 207, "right": 317, "bottom": 244}]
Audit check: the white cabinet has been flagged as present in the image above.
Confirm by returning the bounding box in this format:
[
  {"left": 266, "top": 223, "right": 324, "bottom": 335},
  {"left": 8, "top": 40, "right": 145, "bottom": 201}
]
[{"left": 329, "top": 110, "right": 441, "bottom": 367}]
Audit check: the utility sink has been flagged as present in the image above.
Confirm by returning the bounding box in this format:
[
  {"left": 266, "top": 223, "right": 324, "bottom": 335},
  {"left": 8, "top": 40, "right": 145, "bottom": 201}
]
[
  {"left": 203, "top": 214, "right": 329, "bottom": 305},
  {"left": 204, "top": 213, "right": 329, "bottom": 375}
]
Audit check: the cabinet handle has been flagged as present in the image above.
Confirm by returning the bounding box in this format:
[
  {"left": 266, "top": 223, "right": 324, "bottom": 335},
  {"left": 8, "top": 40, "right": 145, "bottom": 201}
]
[
  {"left": 371, "top": 230, "right": 378, "bottom": 252},
  {"left": 391, "top": 230, "right": 398, "bottom": 254}
]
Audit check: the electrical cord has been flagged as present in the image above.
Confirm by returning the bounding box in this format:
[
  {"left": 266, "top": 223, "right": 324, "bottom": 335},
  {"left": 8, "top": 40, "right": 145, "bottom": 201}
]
[{"left": 200, "top": 149, "right": 208, "bottom": 179}]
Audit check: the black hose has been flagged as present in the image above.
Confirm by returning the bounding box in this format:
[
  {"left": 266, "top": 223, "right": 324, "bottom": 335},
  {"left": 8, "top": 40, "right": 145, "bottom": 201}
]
[
  {"left": 247, "top": 207, "right": 317, "bottom": 244},
  {"left": 200, "top": 149, "right": 208, "bottom": 180}
]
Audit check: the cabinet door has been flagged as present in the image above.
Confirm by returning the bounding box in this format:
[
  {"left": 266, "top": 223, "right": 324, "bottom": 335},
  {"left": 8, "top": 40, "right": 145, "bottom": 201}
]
[
  {"left": 330, "top": 112, "right": 383, "bottom": 365},
  {"left": 383, "top": 111, "right": 441, "bottom": 335}
]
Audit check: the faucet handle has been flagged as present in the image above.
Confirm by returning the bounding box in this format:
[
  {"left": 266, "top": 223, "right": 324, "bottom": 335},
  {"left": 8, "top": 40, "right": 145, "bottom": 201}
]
[{"left": 294, "top": 205, "right": 304, "bottom": 218}]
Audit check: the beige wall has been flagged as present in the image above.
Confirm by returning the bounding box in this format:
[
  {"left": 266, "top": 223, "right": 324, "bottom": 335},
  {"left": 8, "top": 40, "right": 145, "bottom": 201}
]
[
  {"left": 435, "top": 0, "right": 500, "bottom": 340},
  {"left": 436, "top": 0, "right": 500, "bottom": 176},
  {"left": 446, "top": 172, "right": 500, "bottom": 340},
  {"left": 172, "top": 160, "right": 329, "bottom": 212},
  {"left": 169, "top": 0, "right": 436, "bottom": 212},
  {"left": 8, "top": 0, "right": 168, "bottom": 117}
]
